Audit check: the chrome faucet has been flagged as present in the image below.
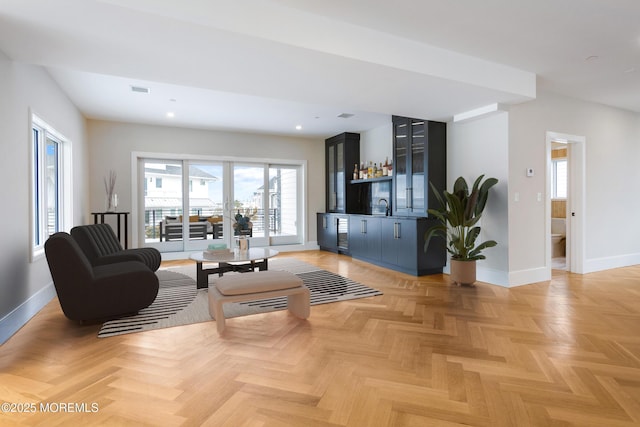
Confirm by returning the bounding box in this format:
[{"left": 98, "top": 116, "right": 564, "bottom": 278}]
[{"left": 378, "top": 198, "right": 390, "bottom": 216}]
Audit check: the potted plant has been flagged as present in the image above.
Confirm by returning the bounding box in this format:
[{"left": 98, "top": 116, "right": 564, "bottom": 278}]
[
  {"left": 232, "top": 208, "right": 257, "bottom": 236},
  {"left": 424, "top": 175, "right": 498, "bottom": 286}
]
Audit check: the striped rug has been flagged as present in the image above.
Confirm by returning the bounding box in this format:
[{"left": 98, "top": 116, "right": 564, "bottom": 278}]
[{"left": 98, "top": 258, "right": 382, "bottom": 338}]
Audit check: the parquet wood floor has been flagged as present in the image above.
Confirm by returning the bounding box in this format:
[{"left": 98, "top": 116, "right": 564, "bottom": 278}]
[{"left": 1, "top": 251, "right": 639, "bottom": 426}]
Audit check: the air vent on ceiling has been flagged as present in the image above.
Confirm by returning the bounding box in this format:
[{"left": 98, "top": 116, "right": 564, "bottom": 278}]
[
  {"left": 337, "top": 113, "right": 355, "bottom": 119},
  {"left": 130, "top": 85, "right": 150, "bottom": 94}
]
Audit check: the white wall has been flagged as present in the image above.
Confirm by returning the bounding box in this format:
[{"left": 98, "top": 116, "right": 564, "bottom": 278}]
[
  {"left": 86, "top": 120, "right": 324, "bottom": 246},
  {"left": 509, "top": 91, "right": 640, "bottom": 275},
  {"left": 360, "top": 123, "right": 392, "bottom": 168},
  {"left": 449, "top": 93, "right": 640, "bottom": 287},
  {"left": 0, "top": 52, "right": 88, "bottom": 343},
  {"left": 448, "top": 112, "right": 510, "bottom": 285}
]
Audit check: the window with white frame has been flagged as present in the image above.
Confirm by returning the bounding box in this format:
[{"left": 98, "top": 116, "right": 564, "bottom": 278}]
[
  {"left": 31, "top": 115, "right": 70, "bottom": 260},
  {"left": 552, "top": 159, "right": 567, "bottom": 199}
]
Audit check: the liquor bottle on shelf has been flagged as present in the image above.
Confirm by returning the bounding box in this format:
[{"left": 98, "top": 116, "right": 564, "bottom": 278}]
[
  {"left": 353, "top": 163, "right": 359, "bottom": 180},
  {"left": 382, "top": 157, "right": 389, "bottom": 176},
  {"left": 368, "top": 161, "right": 373, "bottom": 179}
]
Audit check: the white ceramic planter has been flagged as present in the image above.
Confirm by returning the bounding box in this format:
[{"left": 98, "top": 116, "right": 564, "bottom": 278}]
[{"left": 450, "top": 259, "right": 476, "bottom": 286}]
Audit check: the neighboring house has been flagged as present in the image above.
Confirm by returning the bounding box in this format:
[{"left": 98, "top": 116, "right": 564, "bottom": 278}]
[
  {"left": 251, "top": 173, "right": 298, "bottom": 236},
  {"left": 144, "top": 163, "right": 219, "bottom": 216}
]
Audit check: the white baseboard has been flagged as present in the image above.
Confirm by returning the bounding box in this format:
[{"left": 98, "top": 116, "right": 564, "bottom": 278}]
[
  {"left": 443, "top": 262, "right": 513, "bottom": 288},
  {"left": 447, "top": 266, "right": 549, "bottom": 288},
  {"left": 478, "top": 267, "right": 511, "bottom": 287},
  {"left": 508, "top": 267, "right": 551, "bottom": 288},
  {"left": 0, "top": 282, "right": 56, "bottom": 345},
  {"left": 584, "top": 253, "right": 640, "bottom": 274}
]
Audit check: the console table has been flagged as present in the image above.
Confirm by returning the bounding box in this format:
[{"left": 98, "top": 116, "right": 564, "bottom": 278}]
[{"left": 92, "top": 211, "right": 130, "bottom": 249}]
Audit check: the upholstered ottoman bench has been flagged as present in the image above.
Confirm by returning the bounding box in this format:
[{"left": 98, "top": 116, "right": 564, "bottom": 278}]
[{"left": 208, "top": 270, "right": 310, "bottom": 334}]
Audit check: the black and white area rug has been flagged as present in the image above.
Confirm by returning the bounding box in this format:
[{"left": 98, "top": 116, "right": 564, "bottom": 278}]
[{"left": 98, "top": 258, "right": 382, "bottom": 338}]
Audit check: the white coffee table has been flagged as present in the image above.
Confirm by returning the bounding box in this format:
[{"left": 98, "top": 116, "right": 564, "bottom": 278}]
[{"left": 189, "top": 248, "right": 280, "bottom": 289}]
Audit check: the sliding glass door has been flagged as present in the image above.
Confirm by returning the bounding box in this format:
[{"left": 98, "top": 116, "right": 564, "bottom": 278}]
[
  {"left": 186, "top": 162, "right": 225, "bottom": 251},
  {"left": 230, "top": 163, "right": 301, "bottom": 246},
  {"left": 232, "top": 164, "right": 266, "bottom": 243},
  {"left": 139, "top": 157, "right": 301, "bottom": 252},
  {"left": 269, "top": 165, "right": 300, "bottom": 245},
  {"left": 142, "top": 160, "right": 185, "bottom": 252}
]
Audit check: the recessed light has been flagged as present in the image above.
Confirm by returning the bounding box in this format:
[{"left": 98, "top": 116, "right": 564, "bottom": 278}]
[
  {"left": 337, "top": 113, "right": 355, "bottom": 119},
  {"left": 295, "top": 125, "right": 302, "bottom": 130},
  {"left": 166, "top": 112, "right": 175, "bottom": 118},
  {"left": 585, "top": 55, "right": 599, "bottom": 62}
]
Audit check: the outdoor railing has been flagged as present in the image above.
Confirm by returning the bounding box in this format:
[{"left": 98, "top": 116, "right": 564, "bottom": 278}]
[{"left": 144, "top": 208, "right": 280, "bottom": 240}]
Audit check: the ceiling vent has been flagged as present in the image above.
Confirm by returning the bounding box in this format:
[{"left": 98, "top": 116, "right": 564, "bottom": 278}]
[
  {"left": 337, "top": 113, "right": 355, "bottom": 119},
  {"left": 130, "top": 85, "right": 150, "bottom": 94}
]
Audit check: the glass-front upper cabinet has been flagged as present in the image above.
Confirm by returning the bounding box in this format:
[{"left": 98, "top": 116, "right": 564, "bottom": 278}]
[
  {"left": 392, "top": 116, "right": 446, "bottom": 217},
  {"left": 325, "top": 133, "right": 360, "bottom": 213},
  {"left": 394, "top": 119, "right": 409, "bottom": 211},
  {"left": 410, "top": 119, "right": 426, "bottom": 212},
  {"left": 328, "top": 143, "right": 336, "bottom": 210},
  {"left": 335, "top": 141, "right": 344, "bottom": 212}
]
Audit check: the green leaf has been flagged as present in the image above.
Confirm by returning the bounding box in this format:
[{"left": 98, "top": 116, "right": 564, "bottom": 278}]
[
  {"left": 468, "top": 240, "right": 497, "bottom": 259},
  {"left": 475, "top": 177, "right": 498, "bottom": 216},
  {"left": 465, "top": 227, "right": 481, "bottom": 248},
  {"left": 423, "top": 225, "right": 447, "bottom": 252}
]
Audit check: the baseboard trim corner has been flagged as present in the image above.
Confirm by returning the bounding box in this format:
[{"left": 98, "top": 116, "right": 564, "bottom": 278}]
[
  {"left": 0, "top": 282, "right": 56, "bottom": 345},
  {"left": 508, "top": 266, "right": 551, "bottom": 287}
]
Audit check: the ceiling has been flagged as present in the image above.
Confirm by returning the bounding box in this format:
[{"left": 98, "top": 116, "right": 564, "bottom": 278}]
[{"left": 0, "top": 0, "right": 638, "bottom": 138}]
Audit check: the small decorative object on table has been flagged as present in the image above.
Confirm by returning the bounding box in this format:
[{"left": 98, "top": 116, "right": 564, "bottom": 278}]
[
  {"left": 235, "top": 236, "right": 249, "bottom": 254},
  {"left": 232, "top": 208, "right": 256, "bottom": 236},
  {"left": 204, "top": 243, "right": 231, "bottom": 260}
]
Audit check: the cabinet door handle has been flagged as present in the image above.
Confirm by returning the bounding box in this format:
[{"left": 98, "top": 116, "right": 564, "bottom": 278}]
[
  {"left": 322, "top": 216, "right": 327, "bottom": 229},
  {"left": 361, "top": 219, "right": 367, "bottom": 234},
  {"left": 394, "top": 222, "right": 399, "bottom": 239},
  {"left": 405, "top": 189, "right": 410, "bottom": 208},
  {"left": 408, "top": 188, "right": 413, "bottom": 209}
]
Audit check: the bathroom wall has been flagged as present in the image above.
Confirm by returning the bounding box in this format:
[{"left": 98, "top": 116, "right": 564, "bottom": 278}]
[{"left": 551, "top": 200, "right": 566, "bottom": 218}]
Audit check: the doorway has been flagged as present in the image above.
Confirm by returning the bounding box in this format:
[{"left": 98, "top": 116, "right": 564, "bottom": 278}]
[
  {"left": 545, "top": 131, "right": 585, "bottom": 274},
  {"left": 550, "top": 141, "right": 568, "bottom": 270}
]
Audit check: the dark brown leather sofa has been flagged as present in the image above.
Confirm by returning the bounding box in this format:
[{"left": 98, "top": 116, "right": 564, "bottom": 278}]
[{"left": 44, "top": 232, "right": 159, "bottom": 323}]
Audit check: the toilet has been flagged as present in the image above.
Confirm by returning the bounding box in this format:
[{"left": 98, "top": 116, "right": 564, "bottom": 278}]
[{"left": 551, "top": 218, "right": 566, "bottom": 257}]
